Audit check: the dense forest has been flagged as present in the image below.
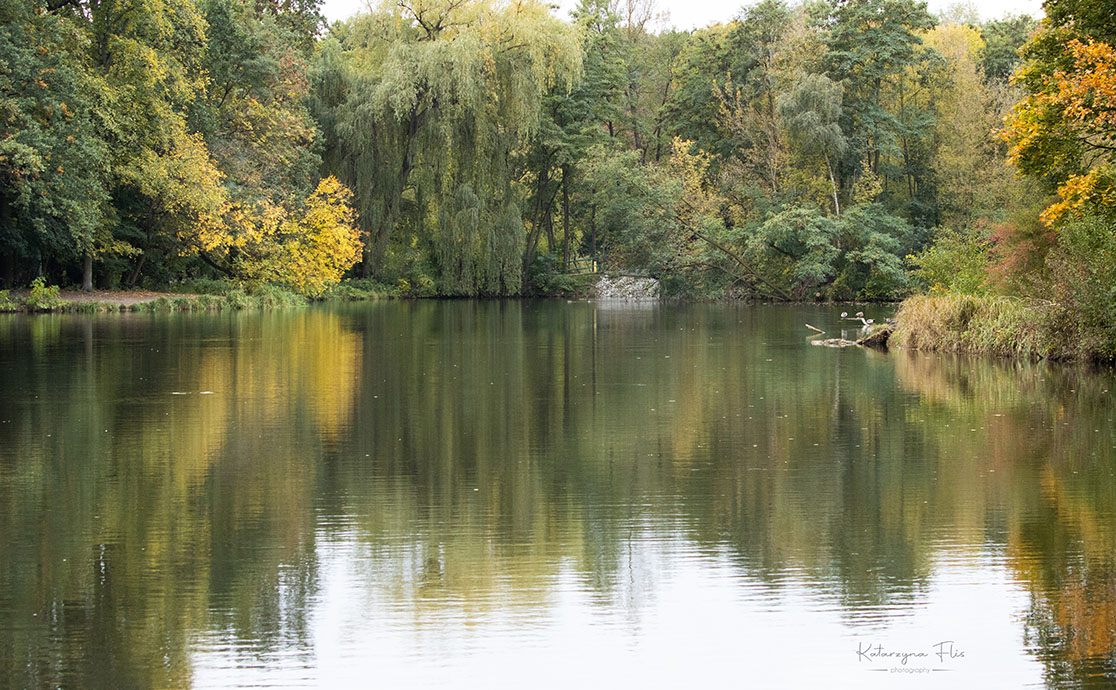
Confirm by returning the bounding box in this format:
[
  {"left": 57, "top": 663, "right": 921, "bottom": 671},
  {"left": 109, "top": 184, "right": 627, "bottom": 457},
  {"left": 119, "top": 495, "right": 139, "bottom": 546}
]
[{"left": 0, "top": 0, "right": 1111, "bottom": 323}]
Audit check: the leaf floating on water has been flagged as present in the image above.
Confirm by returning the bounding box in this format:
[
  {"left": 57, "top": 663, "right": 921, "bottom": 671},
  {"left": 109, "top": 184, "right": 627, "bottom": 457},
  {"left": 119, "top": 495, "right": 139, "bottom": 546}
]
[
  {"left": 170, "top": 392, "right": 188, "bottom": 395},
  {"left": 199, "top": 391, "right": 215, "bottom": 395}
]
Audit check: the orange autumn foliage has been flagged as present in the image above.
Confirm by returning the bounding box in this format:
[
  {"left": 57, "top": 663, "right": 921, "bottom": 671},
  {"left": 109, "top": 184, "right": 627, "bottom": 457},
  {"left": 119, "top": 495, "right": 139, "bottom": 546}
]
[{"left": 1005, "top": 39, "right": 1116, "bottom": 227}]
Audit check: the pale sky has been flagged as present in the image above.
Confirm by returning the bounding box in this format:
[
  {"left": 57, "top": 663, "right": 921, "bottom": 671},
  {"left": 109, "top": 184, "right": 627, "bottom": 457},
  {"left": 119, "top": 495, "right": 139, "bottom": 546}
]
[{"left": 321, "top": 0, "right": 1044, "bottom": 30}]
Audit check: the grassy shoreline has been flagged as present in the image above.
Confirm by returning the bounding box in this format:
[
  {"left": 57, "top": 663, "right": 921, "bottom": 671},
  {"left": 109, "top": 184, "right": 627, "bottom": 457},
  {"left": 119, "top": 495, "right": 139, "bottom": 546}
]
[
  {"left": 891, "top": 293, "right": 1115, "bottom": 364},
  {"left": 6, "top": 283, "right": 1111, "bottom": 366},
  {"left": 0, "top": 280, "right": 399, "bottom": 314}
]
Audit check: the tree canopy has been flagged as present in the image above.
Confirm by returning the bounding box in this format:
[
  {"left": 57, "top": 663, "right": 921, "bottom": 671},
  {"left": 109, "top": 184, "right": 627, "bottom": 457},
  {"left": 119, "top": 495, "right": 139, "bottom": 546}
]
[{"left": 4, "top": 0, "right": 1086, "bottom": 306}]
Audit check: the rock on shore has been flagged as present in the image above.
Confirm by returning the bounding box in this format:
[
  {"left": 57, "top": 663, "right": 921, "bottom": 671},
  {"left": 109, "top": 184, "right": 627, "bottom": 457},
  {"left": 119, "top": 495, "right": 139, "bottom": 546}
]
[{"left": 593, "top": 275, "right": 660, "bottom": 300}]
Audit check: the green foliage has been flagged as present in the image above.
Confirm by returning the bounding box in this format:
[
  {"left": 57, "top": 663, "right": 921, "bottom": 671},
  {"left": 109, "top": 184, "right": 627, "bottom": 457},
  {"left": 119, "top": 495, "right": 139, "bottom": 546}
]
[
  {"left": 0, "top": 0, "right": 1058, "bottom": 306},
  {"left": 981, "top": 14, "right": 1038, "bottom": 82},
  {"left": 1044, "top": 212, "right": 1116, "bottom": 360},
  {"left": 748, "top": 206, "right": 840, "bottom": 296},
  {"left": 824, "top": 0, "right": 939, "bottom": 211},
  {"left": 0, "top": 0, "right": 107, "bottom": 269},
  {"left": 525, "top": 253, "right": 578, "bottom": 297},
  {"left": 0, "top": 289, "right": 16, "bottom": 312},
  {"left": 311, "top": 0, "right": 580, "bottom": 288},
  {"left": 396, "top": 274, "right": 437, "bottom": 299},
  {"left": 434, "top": 185, "right": 525, "bottom": 296},
  {"left": 25, "top": 277, "right": 64, "bottom": 311},
  {"left": 836, "top": 203, "right": 917, "bottom": 299},
  {"left": 741, "top": 202, "right": 917, "bottom": 300},
  {"left": 895, "top": 211, "right": 1116, "bottom": 363},
  {"left": 580, "top": 146, "right": 678, "bottom": 273},
  {"left": 323, "top": 278, "right": 398, "bottom": 301},
  {"left": 244, "top": 283, "right": 306, "bottom": 308},
  {"left": 907, "top": 228, "right": 993, "bottom": 295},
  {"left": 174, "top": 277, "right": 238, "bottom": 295},
  {"left": 194, "top": 0, "right": 321, "bottom": 204},
  {"left": 777, "top": 73, "right": 846, "bottom": 214}
]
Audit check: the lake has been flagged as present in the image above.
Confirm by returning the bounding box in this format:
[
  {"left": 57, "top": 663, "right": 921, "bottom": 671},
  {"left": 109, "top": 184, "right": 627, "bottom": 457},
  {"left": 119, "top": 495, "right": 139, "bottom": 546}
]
[{"left": 1, "top": 301, "right": 1115, "bottom": 688}]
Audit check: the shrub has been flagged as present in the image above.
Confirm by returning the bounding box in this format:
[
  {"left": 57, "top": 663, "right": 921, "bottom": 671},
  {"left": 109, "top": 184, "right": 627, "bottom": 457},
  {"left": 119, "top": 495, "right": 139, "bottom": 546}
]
[
  {"left": 324, "top": 277, "right": 398, "bottom": 301},
  {"left": 526, "top": 253, "right": 578, "bottom": 297},
  {"left": 174, "top": 277, "right": 236, "bottom": 296},
  {"left": 0, "top": 289, "right": 17, "bottom": 312},
  {"left": 25, "top": 277, "right": 64, "bottom": 311},
  {"left": 907, "top": 228, "right": 993, "bottom": 295},
  {"left": 250, "top": 283, "right": 306, "bottom": 308},
  {"left": 1043, "top": 212, "right": 1116, "bottom": 360}
]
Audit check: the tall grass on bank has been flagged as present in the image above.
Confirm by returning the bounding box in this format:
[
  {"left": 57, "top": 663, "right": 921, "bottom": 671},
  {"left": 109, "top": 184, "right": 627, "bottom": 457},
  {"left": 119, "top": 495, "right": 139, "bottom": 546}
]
[
  {"left": 883, "top": 292, "right": 1075, "bottom": 359},
  {"left": 0, "top": 278, "right": 401, "bottom": 315},
  {"left": 892, "top": 294, "right": 1056, "bottom": 360}
]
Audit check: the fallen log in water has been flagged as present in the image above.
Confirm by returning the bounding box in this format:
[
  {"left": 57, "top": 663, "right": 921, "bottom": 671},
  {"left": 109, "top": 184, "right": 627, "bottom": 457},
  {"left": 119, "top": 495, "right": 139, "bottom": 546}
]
[
  {"left": 811, "top": 337, "right": 859, "bottom": 348},
  {"left": 805, "top": 323, "right": 893, "bottom": 349}
]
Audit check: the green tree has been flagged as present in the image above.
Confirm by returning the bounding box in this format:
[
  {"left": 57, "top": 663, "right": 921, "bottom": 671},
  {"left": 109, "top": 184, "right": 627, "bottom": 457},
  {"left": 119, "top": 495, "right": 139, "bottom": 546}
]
[
  {"left": 926, "top": 22, "right": 1024, "bottom": 226},
  {"left": 194, "top": 0, "right": 321, "bottom": 205},
  {"left": 981, "top": 14, "right": 1037, "bottom": 83},
  {"left": 823, "top": 0, "right": 938, "bottom": 207},
  {"left": 312, "top": 0, "right": 581, "bottom": 293},
  {"left": 777, "top": 73, "right": 847, "bottom": 214},
  {"left": 0, "top": 0, "right": 108, "bottom": 288}
]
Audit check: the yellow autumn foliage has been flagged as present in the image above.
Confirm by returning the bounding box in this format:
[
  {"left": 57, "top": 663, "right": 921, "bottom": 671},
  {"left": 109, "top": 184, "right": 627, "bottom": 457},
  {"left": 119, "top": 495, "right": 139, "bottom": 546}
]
[
  {"left": 1056, "top": 40, "right": 1116, "bottom": 133},
  {"left": 1005, "top": 39, "right": 1116, "bottom": 227},
  {"left": 667, "top": 137, "right": 722, "bottom": 229},
  {"left": 268, "top": 177, "right": 364, "bottom": 296},
  {"left": 178, "top": 172, "right": 363, "bottom": 295},
  {"left": 226, "top": 177, "right": 364, "bottom": 295},
  {"left": 1041, "top": 166, "right": 1116, "bottom": 227}
]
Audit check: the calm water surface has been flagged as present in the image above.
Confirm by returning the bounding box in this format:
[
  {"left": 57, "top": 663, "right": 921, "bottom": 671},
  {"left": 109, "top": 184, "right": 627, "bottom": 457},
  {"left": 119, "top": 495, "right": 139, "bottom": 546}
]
[{"left": 1, "top": 301, "right": 1115, "bottom": 688}]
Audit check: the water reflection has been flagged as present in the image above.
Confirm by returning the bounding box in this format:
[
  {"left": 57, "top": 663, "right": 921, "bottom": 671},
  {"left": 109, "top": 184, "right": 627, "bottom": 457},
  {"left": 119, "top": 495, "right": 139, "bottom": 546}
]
[{"left": 0, "top": 303, "right": 1114, "bottom": 687}]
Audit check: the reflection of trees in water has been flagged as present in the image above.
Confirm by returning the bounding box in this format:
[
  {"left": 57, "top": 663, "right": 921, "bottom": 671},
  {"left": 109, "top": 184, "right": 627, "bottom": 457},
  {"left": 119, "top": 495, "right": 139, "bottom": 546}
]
[
  {"left": 1013, "top": 464, "right": 1116, "bottom": 687},
  {"left": 334, "top": 303, "right": 948, "bottom": 617},
  {"left": 2, "top": 305, "right": 1116, "bottom": 687},
  {"left": 0, "top": 310, "right": 362, "bottom": 688},
  {"left": 894, "top": 351, "right": 1116, "bottom": 687}
]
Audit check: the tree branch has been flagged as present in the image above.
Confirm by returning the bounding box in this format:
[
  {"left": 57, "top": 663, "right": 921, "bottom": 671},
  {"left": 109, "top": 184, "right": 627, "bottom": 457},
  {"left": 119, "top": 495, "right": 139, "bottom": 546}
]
[{"left": 695, "top": 232, "right": 791, "bottom": 300}]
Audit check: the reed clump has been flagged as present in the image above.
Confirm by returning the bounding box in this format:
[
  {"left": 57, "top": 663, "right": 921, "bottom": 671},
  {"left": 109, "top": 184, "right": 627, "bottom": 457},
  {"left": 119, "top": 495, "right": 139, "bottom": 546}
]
[{"left": 892, "top": 294, "right": 1059, "bottom": 360}]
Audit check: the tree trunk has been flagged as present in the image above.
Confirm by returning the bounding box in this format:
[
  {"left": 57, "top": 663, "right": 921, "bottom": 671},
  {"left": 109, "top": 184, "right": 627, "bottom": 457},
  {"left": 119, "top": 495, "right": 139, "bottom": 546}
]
[
  {"left": 766, "top": 88, "right": 779, "bottom": 197},
  {"left": 627, "top": 65, "right": 645, "bottom": 162},
  {"left": 370, "top": 105, "right": 425, "bottom": 277},
  {"left": 654, "top": 73, "right": 672, "bottom": 163},
  {"left": 127, "top": 219, "right": 153, "bottom": 287},
  {"left": 545, "top": 206, "right": 555, "bottom": 253},
  {"left": 561, "top": 167, "right": 570, "bottom": 270},
  {"left": 126, "top": 252, "right": 146, "bottom": 288},
  {"left": 360, "top": 239, "right": 373, "bottom": 278},
  {"left": 81, "top": 251, "right": 93, "bottom": 292},
  {"left": 826, "top": 154, "right": 840, "bottom": 216},
  {"left": 523, "top": 160, "right": 550, "bottom": 275},
  {"left": 589, "top": 204, "right": 597, "bottom": 260}
]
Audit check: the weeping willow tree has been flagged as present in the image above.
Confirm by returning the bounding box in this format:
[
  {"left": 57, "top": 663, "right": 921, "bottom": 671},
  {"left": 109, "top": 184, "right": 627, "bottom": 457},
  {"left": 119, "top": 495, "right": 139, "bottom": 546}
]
[{"left": 311, "top": 0, "right": 581, "bottom": 294}]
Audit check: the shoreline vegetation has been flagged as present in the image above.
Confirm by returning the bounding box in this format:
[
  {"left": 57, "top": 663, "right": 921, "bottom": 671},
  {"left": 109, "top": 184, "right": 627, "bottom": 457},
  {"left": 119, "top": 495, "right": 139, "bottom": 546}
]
[
  {"left": 893, "top": 294, "right": 1114, "bottom": 364},
  {"left": 3, "top": 283, "right": 1113, "bottom": 365},
  {"left": 0, "top": 278, "right": 398, "bottom": 314},
  {"left": 2, "top": 0, "right": 1113, "bottom": 363}
]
